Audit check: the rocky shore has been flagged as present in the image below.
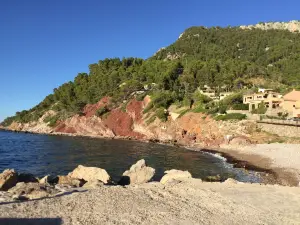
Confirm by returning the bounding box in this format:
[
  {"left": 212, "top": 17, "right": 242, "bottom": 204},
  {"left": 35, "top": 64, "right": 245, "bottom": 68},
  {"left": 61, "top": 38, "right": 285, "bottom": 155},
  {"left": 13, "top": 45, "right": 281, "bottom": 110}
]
[{"left": 0, "top": 159, "right": 299, "bottom": 225}]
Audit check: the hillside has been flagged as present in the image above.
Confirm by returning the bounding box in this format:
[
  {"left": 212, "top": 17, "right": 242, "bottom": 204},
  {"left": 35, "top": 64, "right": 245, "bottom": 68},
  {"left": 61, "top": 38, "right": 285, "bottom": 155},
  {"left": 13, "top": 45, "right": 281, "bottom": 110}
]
[{"left": 2, "top": 22, "right": 300, "bottom": 128}]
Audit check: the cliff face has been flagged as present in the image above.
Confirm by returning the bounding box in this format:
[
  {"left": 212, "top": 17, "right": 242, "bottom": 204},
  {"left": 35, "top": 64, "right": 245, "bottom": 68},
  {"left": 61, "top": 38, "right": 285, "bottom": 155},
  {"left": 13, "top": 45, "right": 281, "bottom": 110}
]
[
  {"left": 240, "top": 20, "right": 300, "bottom": 33},
  {"left": 6, "top": 96, "right": 269, "bottom": 147}
]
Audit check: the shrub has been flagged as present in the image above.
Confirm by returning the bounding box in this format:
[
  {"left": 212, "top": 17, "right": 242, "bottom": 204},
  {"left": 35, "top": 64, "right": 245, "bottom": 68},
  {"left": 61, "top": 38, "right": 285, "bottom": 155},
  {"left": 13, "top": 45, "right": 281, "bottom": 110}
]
[
  {"left": 251, "top": 102, "right": 267, "bottom": 114},
  {"left": 155, "top": 108, "right": 168, "bottom": 122},
  {"left": 146, "top": 115, "right": 157, "bottom": 125},
  {"left": 96, "top": 106, "right": 109, "bottom": 117},
  {"left": 215, "top": 113, "right": 246, "bottom": 121},
  {"left": 143, "top": 102, "right": 154, "bottom": 114},
  {"left": 231, "top": 104, "right": 249, "bottom": 110},
  {"left": 192, "top": 105, "right": 206, "bottom": 113},
  {"left": 44, "top": 115, "right": 60, "bottom": 127},
  {"left": 221, "top": 92, "right": 243, "bottom": 105},
  {"left": 192, "top": 91, "right": 213, "bottom": 104},
  {"left": 151, "top": 91, "right": 176, "bottom": 108},
  {"left": 136, "top": 92, "right": 147, "bottom": 101},
  {"left": 178, "top": 109, "right": 190, "bottom": 118}
]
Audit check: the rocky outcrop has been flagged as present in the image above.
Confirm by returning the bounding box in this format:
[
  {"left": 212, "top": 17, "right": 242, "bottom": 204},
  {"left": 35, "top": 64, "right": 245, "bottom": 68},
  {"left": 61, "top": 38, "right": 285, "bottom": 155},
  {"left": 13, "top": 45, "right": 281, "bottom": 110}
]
[
  {"left": 69, "top": 165, "right": 111, "bottom": 184},
  {"left": 160, "top": 170, "right": 192, "bottom": 184},
  {"left": 0, "top": 169, "right": 18, "bottom": 191},
  {"left": 240, "top": 20, "right": 300, "bottom": 33},
  {"left": 4, "top": 96, "right": 267, "bottom": 148},
  {"left": 119, "top": 159, "right": 155, "bottom": 185}
]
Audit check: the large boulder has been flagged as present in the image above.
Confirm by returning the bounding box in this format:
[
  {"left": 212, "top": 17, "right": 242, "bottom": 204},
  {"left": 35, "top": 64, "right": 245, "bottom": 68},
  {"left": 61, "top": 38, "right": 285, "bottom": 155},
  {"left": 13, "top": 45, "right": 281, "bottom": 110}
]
[
  {"left": 119, "top": 159, "right": 155, "bottom": 185},
  {"left": 160, "top": 169, "right": 192, "bottom": 184},
  {"left": 8, "top": 182, "right": 59, "bottom": 200},
  {"left": 69, "top": 165, "right": 110, "bottom": 184},
  {"left": 0, "top": 169, "right": 18, "bottom": 191}
]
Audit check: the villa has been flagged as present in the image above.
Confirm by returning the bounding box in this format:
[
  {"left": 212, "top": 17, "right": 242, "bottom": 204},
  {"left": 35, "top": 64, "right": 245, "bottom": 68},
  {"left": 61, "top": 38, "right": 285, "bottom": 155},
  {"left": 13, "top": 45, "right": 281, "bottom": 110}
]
[{"left": 243, "top": 89, "right": 283, "bottom": 112}]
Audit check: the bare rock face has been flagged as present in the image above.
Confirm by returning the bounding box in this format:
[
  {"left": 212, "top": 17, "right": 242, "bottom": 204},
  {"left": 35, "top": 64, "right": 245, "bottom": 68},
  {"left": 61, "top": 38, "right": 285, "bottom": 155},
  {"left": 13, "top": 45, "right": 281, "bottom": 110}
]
[
  {"left": 57, "top": 175, "right": 85, "bottom": 187},
  {"left": 160, "top": 169, "right": 192, "bottom": 184},
  {"left": 119, "top": 159, "right": 155, "bottom": 185},
  {"left": 69, "top": 165, "right": 110, "bottom": 184},
  {"left": 8, "top": 182, "right": 59, "bottom": 200},
  {"left": 240, "top": 20, "right": 300, "bottom": 33},
  {"left": 0, "top": 169, "right": 18, "bottom": 191}
]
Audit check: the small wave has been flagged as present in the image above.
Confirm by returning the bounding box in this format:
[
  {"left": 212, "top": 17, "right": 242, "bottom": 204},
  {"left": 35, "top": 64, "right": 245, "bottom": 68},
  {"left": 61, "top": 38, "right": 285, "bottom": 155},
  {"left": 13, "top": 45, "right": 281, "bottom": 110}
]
[{"left": 203, "top": 151, "right": 227, "bottom": 162}]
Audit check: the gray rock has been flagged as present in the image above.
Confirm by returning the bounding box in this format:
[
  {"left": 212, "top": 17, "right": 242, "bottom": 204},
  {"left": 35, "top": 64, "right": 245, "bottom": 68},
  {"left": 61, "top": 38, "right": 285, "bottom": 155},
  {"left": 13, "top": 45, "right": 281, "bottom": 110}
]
[{"left": 119, "top": 159, "right": 155, "bottom": 185}]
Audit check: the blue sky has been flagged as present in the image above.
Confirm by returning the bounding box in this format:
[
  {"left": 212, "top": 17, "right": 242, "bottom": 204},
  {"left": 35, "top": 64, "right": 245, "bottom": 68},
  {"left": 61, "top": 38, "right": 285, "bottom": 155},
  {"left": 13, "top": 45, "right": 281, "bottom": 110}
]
[{"left": 0, "top": 0, "right": 299, "bottom": 122}]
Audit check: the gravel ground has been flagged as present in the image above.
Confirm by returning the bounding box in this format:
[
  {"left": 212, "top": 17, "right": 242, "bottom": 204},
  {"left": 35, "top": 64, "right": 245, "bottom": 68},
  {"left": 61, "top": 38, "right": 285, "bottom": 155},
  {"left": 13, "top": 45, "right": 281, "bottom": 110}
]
[
  {"left": 218, "top": 143, "right": 300, "bottom": 186},
  {"left": 0, "top": 179, "right": 300, "bottom": 225}
]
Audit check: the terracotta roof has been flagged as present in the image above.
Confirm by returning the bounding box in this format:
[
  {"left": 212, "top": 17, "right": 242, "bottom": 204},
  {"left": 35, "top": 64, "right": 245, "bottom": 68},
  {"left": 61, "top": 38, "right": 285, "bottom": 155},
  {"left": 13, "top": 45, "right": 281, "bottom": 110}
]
[{"left": 283, "top": 90, "right": 300, "bottom": 101}]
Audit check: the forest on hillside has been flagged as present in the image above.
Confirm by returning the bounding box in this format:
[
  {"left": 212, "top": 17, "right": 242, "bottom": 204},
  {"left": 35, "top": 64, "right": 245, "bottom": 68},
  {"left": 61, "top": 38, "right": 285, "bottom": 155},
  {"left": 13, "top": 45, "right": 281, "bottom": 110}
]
[{"left": 2, "top": 27, "right": 300, "bottom": 126}]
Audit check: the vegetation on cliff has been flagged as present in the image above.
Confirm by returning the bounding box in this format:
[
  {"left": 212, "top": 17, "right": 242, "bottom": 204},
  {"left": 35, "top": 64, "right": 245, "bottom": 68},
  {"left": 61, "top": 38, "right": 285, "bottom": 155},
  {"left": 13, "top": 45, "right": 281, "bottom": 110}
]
[{"left": 2, "top": 26, "right": 300, "bottom": 126}]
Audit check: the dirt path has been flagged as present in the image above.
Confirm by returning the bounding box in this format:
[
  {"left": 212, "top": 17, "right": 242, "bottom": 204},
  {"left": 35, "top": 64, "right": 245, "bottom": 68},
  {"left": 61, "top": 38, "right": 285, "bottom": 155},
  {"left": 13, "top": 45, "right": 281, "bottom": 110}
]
[{"left": 0, "top": 179, "right": 300, "bottom": 225}]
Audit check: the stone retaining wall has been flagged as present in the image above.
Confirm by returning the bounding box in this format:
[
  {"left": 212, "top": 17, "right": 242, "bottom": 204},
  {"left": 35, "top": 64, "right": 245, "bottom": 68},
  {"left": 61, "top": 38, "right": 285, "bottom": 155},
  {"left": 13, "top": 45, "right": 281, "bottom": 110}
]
[{"left": 259, "top": 123, "right": 300, "bottom": 137}]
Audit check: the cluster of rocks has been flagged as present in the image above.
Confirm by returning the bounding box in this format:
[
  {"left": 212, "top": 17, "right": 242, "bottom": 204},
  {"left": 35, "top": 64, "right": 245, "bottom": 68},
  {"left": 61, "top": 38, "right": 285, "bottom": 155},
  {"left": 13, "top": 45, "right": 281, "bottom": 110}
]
[{"left": 0, "top": 159, "right": 193, "bottom": 202}]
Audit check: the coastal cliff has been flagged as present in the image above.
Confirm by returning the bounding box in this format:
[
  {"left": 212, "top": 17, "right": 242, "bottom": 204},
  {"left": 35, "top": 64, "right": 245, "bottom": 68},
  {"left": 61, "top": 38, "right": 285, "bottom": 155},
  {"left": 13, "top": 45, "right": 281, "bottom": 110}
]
[{"left": 5, "top": 96, "right": 272, "bottom": 148}]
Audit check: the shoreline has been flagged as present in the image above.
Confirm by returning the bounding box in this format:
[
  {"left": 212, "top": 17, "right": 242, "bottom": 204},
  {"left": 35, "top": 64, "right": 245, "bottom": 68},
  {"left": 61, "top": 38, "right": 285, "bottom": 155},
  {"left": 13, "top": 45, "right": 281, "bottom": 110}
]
[{"left": 1, "top": 128, "right": 299, "bottom": 186}]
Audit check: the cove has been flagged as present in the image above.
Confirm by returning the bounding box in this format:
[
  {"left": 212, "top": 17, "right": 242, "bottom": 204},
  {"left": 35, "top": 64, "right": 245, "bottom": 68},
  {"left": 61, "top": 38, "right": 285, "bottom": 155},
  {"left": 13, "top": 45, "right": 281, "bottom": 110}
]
[{"left": 0, "top": 130, "right": 262, "bottom": 182}]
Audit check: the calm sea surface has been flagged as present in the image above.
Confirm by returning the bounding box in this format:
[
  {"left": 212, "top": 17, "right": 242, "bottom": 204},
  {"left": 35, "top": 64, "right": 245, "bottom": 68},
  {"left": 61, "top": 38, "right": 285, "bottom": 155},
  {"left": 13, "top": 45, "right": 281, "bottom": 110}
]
[{"left": 0, "top": 130, "right": 261, "bottom": 182}]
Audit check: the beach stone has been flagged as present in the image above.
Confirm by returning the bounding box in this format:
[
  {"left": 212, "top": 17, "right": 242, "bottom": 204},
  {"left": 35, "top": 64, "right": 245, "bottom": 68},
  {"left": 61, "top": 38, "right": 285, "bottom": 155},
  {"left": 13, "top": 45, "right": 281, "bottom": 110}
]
[
  {"left": 119, "top": 159, "right": 155, "bottom": 185},
  {"left": 223, "top": 178, "right": 239, "bottom": 184},
  {"left": 8, "top": 182, "right": 59, "bottom": 200},
  {"left": 69, "top": 165, "right": 110, "bottom": 184},
  {"left": 57, "top": 175, "right": 85, "bottom": 187},
  {"left": 160, "top": 169, "right": 192, "bottom": 185},
  {"left": 18, "top": 173, "right": 39, "bottom": 183},
  {"left": 0, "top": 169, "right": 18, "bottom": 191},
  {"left": 204, "top": 174, "right": 222, "bottom": 182},
  {"left": 82, "top": 180, "right": 104, "bottom": 189}
]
